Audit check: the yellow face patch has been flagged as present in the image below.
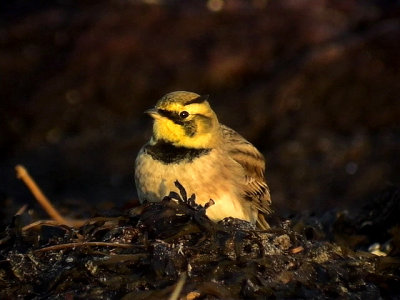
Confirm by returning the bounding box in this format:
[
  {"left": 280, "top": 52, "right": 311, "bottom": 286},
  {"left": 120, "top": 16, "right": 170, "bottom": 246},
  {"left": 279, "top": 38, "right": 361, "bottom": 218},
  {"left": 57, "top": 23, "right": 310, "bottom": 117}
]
[
  {"left": 157, "top": 102, "right": 185, "bottom": 112},
  {"left": 151, "top": 104, "right": 220, "bottom": 148},
  {"left": 157, "top": 101, "right": 214, "bottom": 119},
  {"left": 150, "top": 92, "right": 221, "bottom": 148},
  {"left": 153, "top": 116, "right": 185, "bottom": 144}
]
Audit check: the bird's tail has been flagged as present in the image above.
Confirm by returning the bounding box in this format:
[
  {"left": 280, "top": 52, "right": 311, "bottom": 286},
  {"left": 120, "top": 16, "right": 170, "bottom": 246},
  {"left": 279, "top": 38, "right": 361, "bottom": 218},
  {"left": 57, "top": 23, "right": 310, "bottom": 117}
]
[{"left": 256, "top": 213, "right": 270, "bottom": 230}]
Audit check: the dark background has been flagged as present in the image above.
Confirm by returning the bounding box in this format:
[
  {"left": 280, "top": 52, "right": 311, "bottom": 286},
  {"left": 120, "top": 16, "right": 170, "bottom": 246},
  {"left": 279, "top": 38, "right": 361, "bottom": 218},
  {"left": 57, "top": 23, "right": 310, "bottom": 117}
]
[{"left": 1, "top": 0, "right": 399, "bottom": 222}]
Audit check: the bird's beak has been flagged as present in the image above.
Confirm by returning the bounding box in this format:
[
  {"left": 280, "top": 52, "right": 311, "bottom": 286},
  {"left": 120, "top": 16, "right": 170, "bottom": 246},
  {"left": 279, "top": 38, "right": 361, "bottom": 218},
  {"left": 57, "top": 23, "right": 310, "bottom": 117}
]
[{"left": 144, "top": 108, "right": 160, "bottom": 119}]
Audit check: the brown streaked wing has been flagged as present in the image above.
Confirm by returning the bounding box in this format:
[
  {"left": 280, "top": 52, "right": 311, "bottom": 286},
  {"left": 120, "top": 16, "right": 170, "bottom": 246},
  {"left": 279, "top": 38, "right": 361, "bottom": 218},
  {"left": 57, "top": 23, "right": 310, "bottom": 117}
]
[{"left": 220, "top": 125, "right": 271, "bottom": 213}]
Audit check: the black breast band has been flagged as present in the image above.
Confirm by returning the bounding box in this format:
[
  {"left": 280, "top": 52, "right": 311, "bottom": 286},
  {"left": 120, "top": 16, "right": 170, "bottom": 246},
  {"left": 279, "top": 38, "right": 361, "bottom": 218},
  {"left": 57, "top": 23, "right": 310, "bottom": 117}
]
[{"left": 145, "top": 140, "right": 211, "bottom": 164}]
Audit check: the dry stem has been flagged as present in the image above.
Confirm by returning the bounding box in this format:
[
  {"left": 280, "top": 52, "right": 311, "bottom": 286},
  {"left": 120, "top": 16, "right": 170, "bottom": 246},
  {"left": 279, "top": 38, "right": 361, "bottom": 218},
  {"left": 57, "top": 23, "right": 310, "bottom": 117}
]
[
  {"left": 34, "top": 241, "right": 134, "bottom": 253},
  {"left": 168, "top": 272, "right": 187, "bottom": 300},
  {"left": 15, "top": 164, "right": 72, "bottom": 226}
]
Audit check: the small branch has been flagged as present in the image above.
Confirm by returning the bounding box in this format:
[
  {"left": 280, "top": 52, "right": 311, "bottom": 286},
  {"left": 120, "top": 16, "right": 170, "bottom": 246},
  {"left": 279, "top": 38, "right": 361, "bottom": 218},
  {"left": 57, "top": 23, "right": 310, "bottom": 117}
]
[
  {"left": 34, "top": 241, "right": 134, "bottom": 253},
  {"left": 22, "top": 220, "right": 61, "bottom": 231},
  {"left": 15, "top": 165, "right": 71, "bottom": 226},
  {"left": 290, "top": 246, "right": 304, "bottom": 254},
  {"left": 168, "top": 272, "right": 187, "bottom": 300},
  {"left": 15, "top": 204, "right": 28, "bottom": 216}
]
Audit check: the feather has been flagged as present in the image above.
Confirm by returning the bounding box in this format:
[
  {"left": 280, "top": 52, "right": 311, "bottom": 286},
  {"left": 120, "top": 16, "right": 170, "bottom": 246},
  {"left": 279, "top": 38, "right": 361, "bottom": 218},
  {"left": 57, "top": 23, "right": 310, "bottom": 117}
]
[{"left": 221, "top": 125, "right": 272, "bottom": 220}]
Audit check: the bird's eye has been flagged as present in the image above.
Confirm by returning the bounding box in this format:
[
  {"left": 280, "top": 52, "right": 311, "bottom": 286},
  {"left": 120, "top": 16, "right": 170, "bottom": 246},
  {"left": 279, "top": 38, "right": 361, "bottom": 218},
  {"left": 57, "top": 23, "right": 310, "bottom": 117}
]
[{"left": 179, "top": 111, "right": 189, "bottom": 119}]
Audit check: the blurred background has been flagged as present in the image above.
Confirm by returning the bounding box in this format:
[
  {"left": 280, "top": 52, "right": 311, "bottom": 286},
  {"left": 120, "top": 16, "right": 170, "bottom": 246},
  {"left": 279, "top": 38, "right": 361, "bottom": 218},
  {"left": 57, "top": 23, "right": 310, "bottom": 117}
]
[{"left": 1, "top": 0, "right": 399, "bottom": 222}]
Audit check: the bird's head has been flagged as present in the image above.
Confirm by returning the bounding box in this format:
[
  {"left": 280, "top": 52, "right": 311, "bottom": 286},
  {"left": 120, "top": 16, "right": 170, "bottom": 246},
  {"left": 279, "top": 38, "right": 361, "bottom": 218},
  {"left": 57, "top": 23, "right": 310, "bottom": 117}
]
[{"left": 146, "top": 91, "right": 221, "bottom": 148}]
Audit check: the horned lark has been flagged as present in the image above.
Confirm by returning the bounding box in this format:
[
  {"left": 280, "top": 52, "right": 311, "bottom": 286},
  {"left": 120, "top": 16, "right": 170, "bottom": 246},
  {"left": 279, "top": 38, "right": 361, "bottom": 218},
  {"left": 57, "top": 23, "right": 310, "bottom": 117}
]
[{"left": 134, "top": 91, "right": 271, "bottom": 229}]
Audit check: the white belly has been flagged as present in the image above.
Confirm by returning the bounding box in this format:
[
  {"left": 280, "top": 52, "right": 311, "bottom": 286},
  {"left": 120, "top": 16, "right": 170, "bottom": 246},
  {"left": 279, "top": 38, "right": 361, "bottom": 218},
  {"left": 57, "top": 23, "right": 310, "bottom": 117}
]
[{"left": 135, "top": 148, "right": 257, "bottom": 223}]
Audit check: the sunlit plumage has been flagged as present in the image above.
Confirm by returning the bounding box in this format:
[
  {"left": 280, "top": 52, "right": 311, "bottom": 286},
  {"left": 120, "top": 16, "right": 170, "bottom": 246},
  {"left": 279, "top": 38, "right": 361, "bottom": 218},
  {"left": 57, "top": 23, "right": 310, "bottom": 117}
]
[{"left": 135, "top": 91, "right": 271, "bottom": 229}]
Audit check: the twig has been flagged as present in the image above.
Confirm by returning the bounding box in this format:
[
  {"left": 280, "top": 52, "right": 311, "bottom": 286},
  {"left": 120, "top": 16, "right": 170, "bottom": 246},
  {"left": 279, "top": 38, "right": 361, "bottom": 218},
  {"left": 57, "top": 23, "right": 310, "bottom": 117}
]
[
  {"left": 15, "top": 165, "right": 71, "bottom": 226},
  {"left": 34, "top": 241, "right": 134, "bottom": 253},
  {"left": 168, "top": 272, "right": 187, "bottom": 300},
  {"left": 290, "top": 246, "right": 304, "bottom": 254},
  {"left": 15, "top": 204, "right": 28, "bottom": 216},
  {"left": 22, "top": 220, "right": 61, "bottom": 231}
]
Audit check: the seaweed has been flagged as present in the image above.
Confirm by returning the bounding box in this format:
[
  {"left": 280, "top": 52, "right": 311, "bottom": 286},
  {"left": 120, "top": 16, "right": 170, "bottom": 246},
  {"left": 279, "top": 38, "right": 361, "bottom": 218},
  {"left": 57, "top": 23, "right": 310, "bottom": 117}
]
[{"left": 1, "top": 182, "right": 399, "bottom": 299}]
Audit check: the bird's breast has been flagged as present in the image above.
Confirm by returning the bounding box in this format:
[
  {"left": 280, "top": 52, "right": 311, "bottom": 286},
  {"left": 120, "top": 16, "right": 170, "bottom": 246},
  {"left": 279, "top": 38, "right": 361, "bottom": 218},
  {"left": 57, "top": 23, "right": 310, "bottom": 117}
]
[{"left": 134, "top": 146, "right": 257, "bottom": 223}]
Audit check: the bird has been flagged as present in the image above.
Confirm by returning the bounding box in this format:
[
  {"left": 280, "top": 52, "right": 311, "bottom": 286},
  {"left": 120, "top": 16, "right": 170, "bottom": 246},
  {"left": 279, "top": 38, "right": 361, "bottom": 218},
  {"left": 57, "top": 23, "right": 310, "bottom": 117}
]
[{"left": 134, "top": 91, "right": 271, "bottom": 229}]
